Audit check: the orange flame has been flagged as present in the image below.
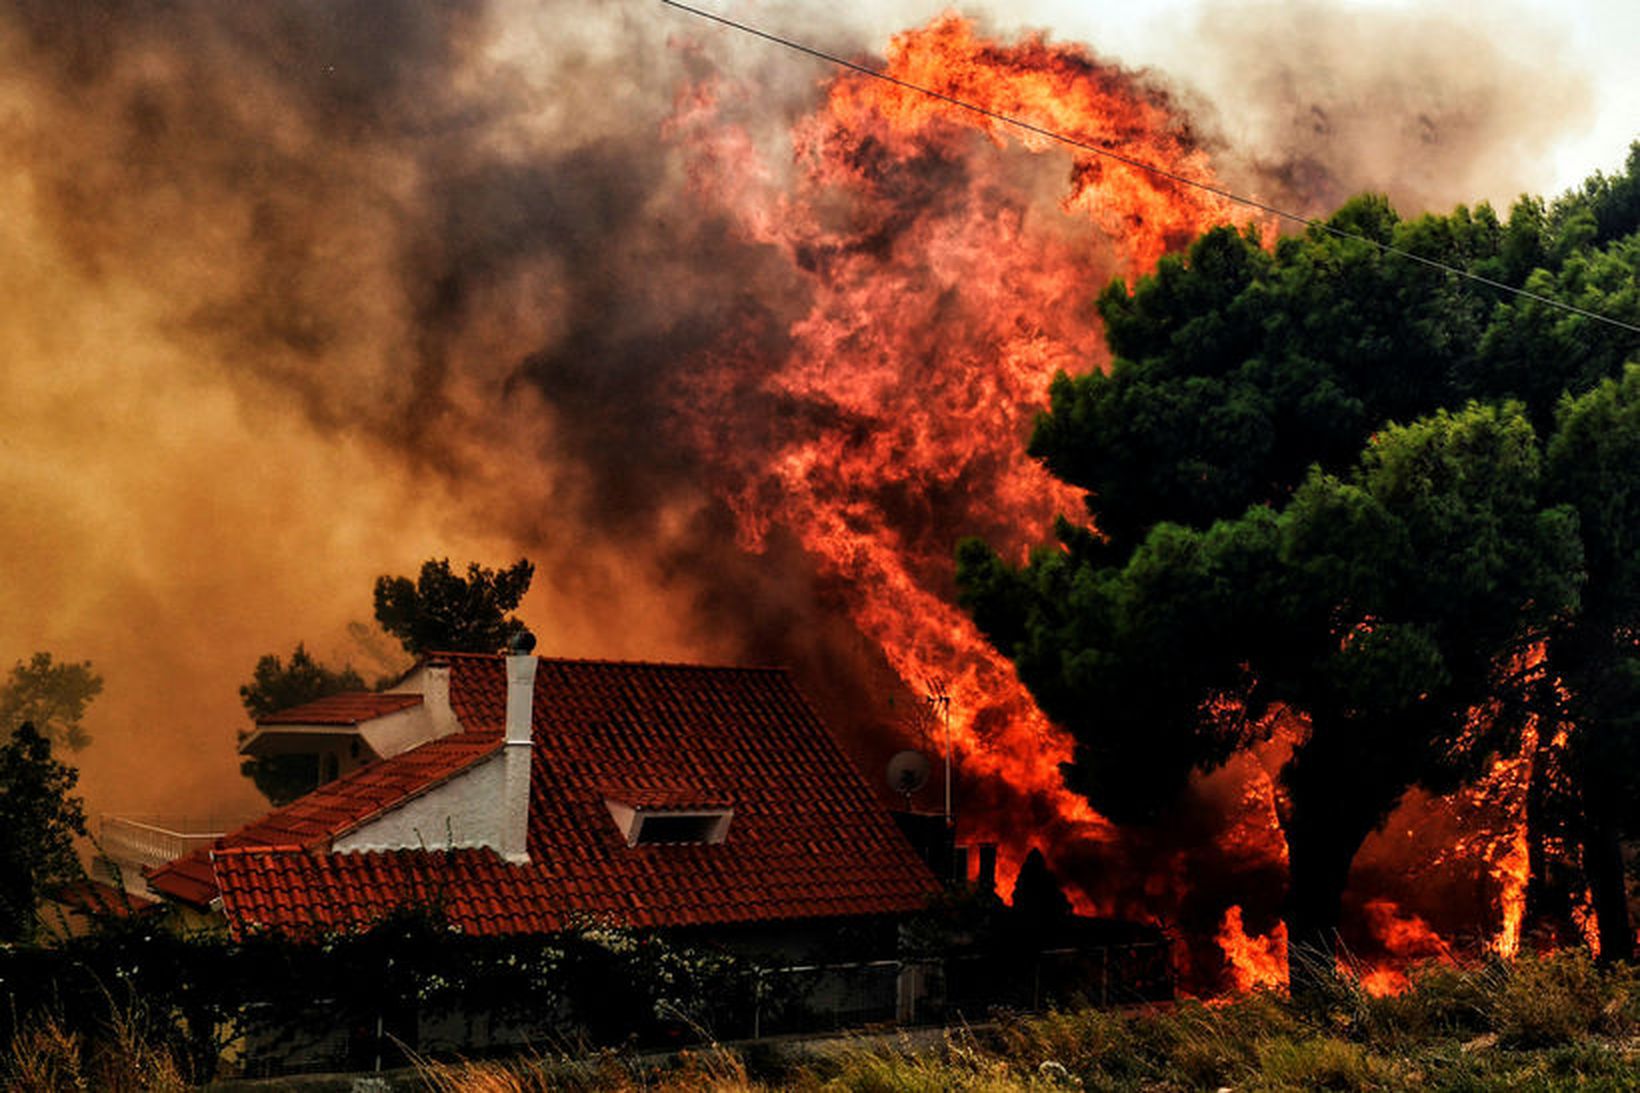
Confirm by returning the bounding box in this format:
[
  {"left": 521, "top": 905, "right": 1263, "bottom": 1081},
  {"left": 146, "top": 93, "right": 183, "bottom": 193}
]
[
  {"left": 670, "top": 15, "right": 1256, "bottom": 909},
  {"left": 1352, "top": 898, "right": 1455, "bottom": 994},
  {"left": 1572, "top": 891, "right": 1602, "bottom": 960},
  {"left": 1491, "top": 801, "right": 1531, "bottom": 960},
  {"left": 669, "top": 16, "right": 1544, "bottom": 972},
  {"left": 1217, "top": 904, "right": 1288, "bottom": 993}
]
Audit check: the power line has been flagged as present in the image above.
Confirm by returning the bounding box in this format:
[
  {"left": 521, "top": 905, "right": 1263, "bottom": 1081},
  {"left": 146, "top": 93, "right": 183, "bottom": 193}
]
[{"left": 658, "top": 0, "right": 1640, "bottom": 336}]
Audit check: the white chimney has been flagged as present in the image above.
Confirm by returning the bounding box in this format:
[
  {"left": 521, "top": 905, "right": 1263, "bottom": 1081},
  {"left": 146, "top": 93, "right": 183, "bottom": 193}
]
[
  {"left": 505, "top": 651, "right": 537, "bottom": 747},
  {"left": 501, "top": 636, "right": 538, "bottom": 863},
  {"left": 422, "top": 661, "right": 458, "bottom": 738}
]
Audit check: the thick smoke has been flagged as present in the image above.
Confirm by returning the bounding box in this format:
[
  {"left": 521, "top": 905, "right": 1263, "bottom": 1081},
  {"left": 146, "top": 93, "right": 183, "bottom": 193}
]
[
  {"left": 0, "top": 0, "right": 1594, "bottom": 953},
  {"left": 0, "top": 0, "right": 800, "bottom": 818},
  {"left": 1171, "top": 0, "right": 1591, "bottom": 215}
]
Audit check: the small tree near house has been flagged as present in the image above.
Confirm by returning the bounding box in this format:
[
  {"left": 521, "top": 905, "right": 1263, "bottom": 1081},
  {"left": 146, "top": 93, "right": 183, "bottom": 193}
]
[
  {"left": 236, "top": 558, "right": 536, "bottom": 804},
  {"left": 0, "top": 722, "right": 87, "bottom": 942},
  {"left": 238, "top": 644, "right": 367, "bottom": 806},
  {"left": 372, "top": 557, "right": 535, "bottom": 657},
  {"left": 0, "top": 652, "right": 102, "bottom": 751}
]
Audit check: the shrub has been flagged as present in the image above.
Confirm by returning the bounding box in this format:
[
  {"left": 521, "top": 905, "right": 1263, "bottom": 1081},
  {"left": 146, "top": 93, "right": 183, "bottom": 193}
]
[
  {"left": 1494, "top": 951, "right": 1618, "bottom": 1049},
  {"left": 1359, "top": 960, "right": 1504, "bottom": 1045},
  {"left": 1250, "top": 1035, "right": 1398, "bottom": 1091}
]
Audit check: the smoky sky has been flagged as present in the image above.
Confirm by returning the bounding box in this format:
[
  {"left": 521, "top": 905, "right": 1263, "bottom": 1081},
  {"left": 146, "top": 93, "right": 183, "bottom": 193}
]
[{"left": 0, "top": 0, "right": 1593, "bottom": 875}]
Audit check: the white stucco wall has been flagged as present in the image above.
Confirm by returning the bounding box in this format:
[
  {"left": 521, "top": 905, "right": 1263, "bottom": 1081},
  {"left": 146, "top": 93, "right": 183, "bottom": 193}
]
[
  {"left": 333, "top": 751, "right": 506, "bottom": 853},
  {"left": 393, "top": 662, "right": 462, "bottom": 739},
  {"left": 359, "top": 702, "right": 443, "bottom": 760}
]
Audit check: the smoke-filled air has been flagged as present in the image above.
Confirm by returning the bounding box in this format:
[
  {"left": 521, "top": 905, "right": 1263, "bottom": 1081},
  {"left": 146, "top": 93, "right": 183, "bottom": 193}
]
[{"left": 0, "top": 0, "right": 1617, "bottom": 990}]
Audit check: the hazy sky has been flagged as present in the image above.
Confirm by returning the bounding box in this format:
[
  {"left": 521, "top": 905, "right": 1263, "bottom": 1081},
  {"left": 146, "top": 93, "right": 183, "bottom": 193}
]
[{"left": 841, "top": 0, "right": 1639, "bottom": 199}]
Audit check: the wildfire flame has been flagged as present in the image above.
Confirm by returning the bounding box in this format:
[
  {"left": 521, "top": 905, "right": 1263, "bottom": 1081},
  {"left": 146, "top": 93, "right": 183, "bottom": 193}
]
[
  {"left": 1353, "top": 898, "right": 1455, "bottom": 995},
  {"left": 1218, "top": 905, "right": 1289, "bottom": 993},
  {"left": 668, "top": 14, "right": 1573, "bottom": 982},
  {"left": 670, "top": 15, "right": 1253, "bottom": 905}
]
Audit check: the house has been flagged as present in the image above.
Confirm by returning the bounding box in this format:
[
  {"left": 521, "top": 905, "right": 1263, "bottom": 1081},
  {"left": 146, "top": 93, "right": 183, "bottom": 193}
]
[{"left": 144, "top": 646, "right": 941, "bottom": 1061}]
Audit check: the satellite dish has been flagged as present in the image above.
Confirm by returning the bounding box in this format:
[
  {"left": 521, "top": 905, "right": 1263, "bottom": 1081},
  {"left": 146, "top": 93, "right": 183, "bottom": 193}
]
[{"left": 886, "top": 749, "right": 932, "bottom": 804}]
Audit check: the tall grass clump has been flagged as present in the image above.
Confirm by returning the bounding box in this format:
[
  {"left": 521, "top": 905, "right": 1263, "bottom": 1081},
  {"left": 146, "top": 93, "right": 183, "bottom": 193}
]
[
  {"left": 817, "top": 1029, "right": 1038, "bottom": 1093},
  {"left": 7, "top": 1008, "right": 188, "bottom": 1092},
  {"left": 1493, "top": 950, "right": 1636, "bottom": 1048},
  {"left": 415, "top": 1041, "right": 758, "bottom": 1093}
]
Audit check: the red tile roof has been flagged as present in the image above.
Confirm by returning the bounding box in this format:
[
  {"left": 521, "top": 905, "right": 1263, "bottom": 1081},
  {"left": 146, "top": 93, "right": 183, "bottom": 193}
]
[
  {"left": 49, "top": 879, "right": 158, "bottom": 918},
  {"left": 210, "top": 847, "right": 557, "bottom": 937},
  {"left": 147, "top": 730, "right": 501, "bottom": 905},
  {"left": 159, "top": 656, "right": 938, "bottom": 936},
  {"left": 256, "top": 692, "right": 423, "bottom": 726},
  {"left": 605, "top": 787, "right": 734, "bottom": 810}
]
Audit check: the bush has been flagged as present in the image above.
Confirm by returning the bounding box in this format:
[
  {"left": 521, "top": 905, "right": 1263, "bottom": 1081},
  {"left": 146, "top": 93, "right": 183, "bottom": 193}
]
[
  {"left": 1359, "top": 960, "right": 1505, "bottom": 1044},
  {"left": 1250, "top": 1035, "right": 1399, "bottom": 1091},
  {"left": 1493, "top": 951, "right": 1626, "bottom": 1049}
]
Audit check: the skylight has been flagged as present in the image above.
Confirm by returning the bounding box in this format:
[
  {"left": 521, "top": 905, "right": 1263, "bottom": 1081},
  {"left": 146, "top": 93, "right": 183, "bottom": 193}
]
[{"left": 604, "top": 798, "right": 733, "bottom": 846}]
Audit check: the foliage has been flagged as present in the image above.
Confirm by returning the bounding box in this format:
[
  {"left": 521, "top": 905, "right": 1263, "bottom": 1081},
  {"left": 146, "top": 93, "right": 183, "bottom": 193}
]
[
  {"left": 236, "top": 642, "right": 367, "bottom": 805},
  {"left": 1009, "top": 848, "right": 1071, "bottom": 930},
  {"left": 801, "top": 953, "right": 1640, "bottom": 1092},
  {"left": 373, "top": 556, "right": 536, "bottom": 657},
  {"left": 959, "top": 155, "right": 1640, "bottom": 958},
  {"left": 238, "top": 642, "right": 366, "bottom": 719},
  {"left": 1541, "top": 364, "right": 1640, "bottom": 960},
  {"left": 0, "top": 909, "right": 751, "bottom": 1081},
  {"left": 0, "top": 652, "right": 102, "bottom": 751},
  {"left": 963, "top": 400, "right": 1581, "bottom": 954},
  {"left": 0, "top": 722, "right": 86, "bottom": 943},
  {"left": 12, "top": 939, "right": 1640, "bottom": 1089},
  {"left": 1490, "top": 951, "right": 1627, "bottom": 1050},
  {"left": 417, "top": 1043, "right": 754, "bottom": 1093}
]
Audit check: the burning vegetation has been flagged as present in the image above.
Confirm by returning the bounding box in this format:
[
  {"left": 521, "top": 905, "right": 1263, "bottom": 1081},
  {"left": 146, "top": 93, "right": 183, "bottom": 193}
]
[{"left": 2, "top": 0, "right": 1636, "bottom": 1001}]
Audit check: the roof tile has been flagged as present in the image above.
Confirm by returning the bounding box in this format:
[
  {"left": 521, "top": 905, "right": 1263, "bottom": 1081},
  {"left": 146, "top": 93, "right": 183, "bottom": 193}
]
[
  {"left": 167, "top": 656, "right": 938, "bottom": 936},
  {"left": 257, "top": 692, "right": 424, "bottom": 726}
]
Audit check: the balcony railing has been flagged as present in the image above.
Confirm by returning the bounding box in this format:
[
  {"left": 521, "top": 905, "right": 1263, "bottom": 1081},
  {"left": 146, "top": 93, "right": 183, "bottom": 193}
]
[{"left": 98, "top": 815, "right": 229, "bottom": 870}]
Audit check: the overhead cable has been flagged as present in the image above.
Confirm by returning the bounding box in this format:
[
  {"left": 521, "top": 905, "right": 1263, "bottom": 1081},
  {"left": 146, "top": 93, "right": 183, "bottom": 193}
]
[{"left": 658, "top": 0, "right": 1640, "bottom": 336}]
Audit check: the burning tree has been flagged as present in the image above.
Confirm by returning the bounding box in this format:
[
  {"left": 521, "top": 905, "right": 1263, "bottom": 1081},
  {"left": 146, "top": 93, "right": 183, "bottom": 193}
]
[
  {"left": 963, "top": 400, "right": 1580, "bottom": 965},
  {"left": 959, "top": 179, "right": 1640, "bottom": 974},
  {"left": 1543, "top": 364, "right": 1640, "bottom": 962}
]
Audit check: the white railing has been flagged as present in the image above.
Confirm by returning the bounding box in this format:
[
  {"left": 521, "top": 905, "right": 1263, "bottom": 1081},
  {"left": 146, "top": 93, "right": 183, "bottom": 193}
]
[{"left": 99, "top": 815, "right": 228, "bottom": 870}]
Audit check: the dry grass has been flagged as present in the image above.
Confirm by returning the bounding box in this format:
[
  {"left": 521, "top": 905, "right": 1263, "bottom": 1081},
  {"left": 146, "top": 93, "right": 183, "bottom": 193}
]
[
  {"left": 414, "top": 1040, "right": 758, "bottom": 1093},
  {"left": 8, "top": 1008, "right": 188, "bottom": 1092}
]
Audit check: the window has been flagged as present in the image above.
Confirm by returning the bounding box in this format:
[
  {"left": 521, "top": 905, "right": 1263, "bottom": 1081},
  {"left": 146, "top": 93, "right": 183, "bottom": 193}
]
[
  {"left": 604, "top": 798, "right": 733, "bottom": 846},
  {"left": 634, "top": 813, "right": 725, "bottom": 845}
]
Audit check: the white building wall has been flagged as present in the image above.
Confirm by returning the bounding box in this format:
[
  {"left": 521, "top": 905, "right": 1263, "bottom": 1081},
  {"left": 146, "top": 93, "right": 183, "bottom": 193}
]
[
  {"left": 359, "top": 702, "right": 444, "bottom": 760},
  {"left": 333, "top": 752, "right": 506, "bottom": 853}
]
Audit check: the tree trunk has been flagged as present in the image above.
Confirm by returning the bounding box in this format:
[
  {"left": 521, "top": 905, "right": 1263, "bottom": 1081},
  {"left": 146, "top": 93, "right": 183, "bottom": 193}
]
[
  {"left": 1582, "top": 806, "right": 1634, "bottom": 965},
  {"left": 1525, "top": 746, "right": 1578, "bottom": 947},
  {"left": 1282, "top": 798, "right": 1385, "bottom": 1001},
  {"left": 1281, "top": 734, "right": 1401, "bottom": 995},
  {"left": 1285, "top": 800, "right": 1378, "bottom": 964}
]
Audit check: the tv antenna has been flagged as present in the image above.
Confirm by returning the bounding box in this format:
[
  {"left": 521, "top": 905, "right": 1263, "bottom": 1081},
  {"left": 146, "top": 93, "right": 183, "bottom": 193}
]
[
  {"left": 885, "top": 750, "right": 932, "bottom": 809},
  {"left": 925, "top": 677, "right": 953, "bottom": 824}
]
